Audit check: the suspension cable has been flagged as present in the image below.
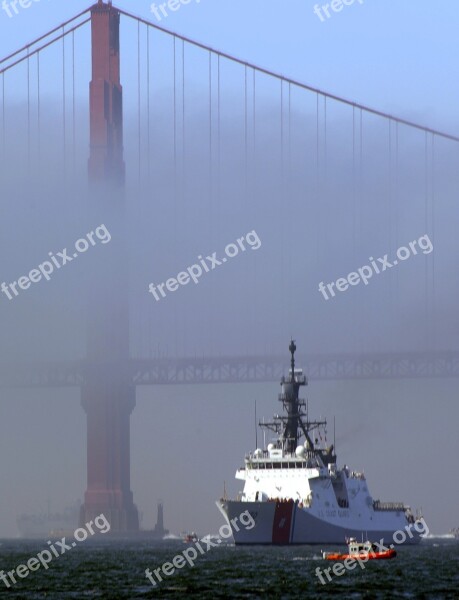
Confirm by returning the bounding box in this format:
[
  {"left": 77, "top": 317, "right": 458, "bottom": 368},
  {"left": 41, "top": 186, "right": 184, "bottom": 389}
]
[
  {"left": 0, "top": 8, "right": 90, "bottom": 67},
  {"left": 116, "top": 7, "right": 459, "bottom": 144}
]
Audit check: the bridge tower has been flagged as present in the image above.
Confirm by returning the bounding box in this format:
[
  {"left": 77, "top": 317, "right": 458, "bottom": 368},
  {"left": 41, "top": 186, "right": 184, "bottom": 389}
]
[
  {"left": 88, "top": 0, "right": 125, "bottom": 183},
  {"left": 80, "top": 0, "right": 139, "bottom": 532}
]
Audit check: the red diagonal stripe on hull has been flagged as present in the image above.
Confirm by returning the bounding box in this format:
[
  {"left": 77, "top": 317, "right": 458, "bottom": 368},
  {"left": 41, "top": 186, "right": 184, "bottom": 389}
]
[{"left": 272, "top": 500, "right": 294, "bottom": 544}]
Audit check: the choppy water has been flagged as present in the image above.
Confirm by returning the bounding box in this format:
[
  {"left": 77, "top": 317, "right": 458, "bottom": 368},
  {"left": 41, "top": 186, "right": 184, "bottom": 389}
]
[{"left": 0, "top": 538, "right": 457, "bottom": 599}]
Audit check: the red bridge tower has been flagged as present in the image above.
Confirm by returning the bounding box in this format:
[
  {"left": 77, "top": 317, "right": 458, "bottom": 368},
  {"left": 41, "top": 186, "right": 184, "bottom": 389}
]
[{"left": 80, "top": 0, "right": 139, "bottom": 532}]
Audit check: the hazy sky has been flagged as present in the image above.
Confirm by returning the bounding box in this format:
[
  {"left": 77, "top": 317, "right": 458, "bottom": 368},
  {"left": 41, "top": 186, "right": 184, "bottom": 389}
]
[
  {"left": 1, "top": 0, "right": 459, "bottom": 539},
  {"left": 1, "top": 0, "right": 459, "bottom": 133}
]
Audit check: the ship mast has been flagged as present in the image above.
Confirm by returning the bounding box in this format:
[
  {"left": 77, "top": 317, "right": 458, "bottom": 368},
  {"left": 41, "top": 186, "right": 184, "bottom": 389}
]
[
  {"left": 282, "top": 339, "right": 304, "bottom": 452},
  {"left": 260, "top": 341, "right": 332, "bottom": 460}
]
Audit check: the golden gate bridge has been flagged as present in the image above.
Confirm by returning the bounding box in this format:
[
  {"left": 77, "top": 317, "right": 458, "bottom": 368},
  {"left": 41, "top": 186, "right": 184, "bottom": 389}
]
[{"left": 1, "top": 0, "right": 458, "bottom": 531}]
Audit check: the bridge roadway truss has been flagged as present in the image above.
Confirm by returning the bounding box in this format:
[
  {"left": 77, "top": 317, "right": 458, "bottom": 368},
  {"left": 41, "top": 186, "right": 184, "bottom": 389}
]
[{"left": 1, "top": 351, "right": 459, "bottom": 388}]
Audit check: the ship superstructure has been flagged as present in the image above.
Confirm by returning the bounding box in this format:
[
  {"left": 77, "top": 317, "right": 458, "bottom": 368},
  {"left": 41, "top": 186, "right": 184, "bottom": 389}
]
[{"left": 217, "top": 341, "right": 424, "bottom": 545}]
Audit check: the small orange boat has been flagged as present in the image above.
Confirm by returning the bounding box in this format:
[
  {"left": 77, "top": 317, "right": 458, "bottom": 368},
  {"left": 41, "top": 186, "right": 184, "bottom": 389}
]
[
  {"left": 322, "top": 538, "right": 396, "bottom": 561},
  {"left": 183, "top": 531, "right": 198, "bottom": 543}
]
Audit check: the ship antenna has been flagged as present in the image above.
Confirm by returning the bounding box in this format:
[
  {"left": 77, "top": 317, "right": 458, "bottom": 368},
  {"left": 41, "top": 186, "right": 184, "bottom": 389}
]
[
  {"left": 334, "top": 416, "right": 336, "bottom": 454},
  {"left": 255, "top": 400, "right": 258, "bottom": 449},
  {"left": 289, "top": 339, "right": 296, "bottom": 382}
]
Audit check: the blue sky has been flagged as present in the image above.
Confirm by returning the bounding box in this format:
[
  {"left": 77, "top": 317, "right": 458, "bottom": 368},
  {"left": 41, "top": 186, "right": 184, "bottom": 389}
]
[{"left": 1, "top": 0, "right": 459, "bottom": 134}]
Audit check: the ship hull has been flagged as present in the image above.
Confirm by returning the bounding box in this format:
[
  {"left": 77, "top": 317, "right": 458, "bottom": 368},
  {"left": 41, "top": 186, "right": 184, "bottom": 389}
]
[{"left": 217, "top": 500, "right": 422, "bottom": 545}]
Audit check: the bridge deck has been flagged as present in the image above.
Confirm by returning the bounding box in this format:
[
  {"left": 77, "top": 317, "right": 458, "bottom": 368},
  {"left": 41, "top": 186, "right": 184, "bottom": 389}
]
[{"left": 1, "top": 352, "right": 458, "bottom": 388}]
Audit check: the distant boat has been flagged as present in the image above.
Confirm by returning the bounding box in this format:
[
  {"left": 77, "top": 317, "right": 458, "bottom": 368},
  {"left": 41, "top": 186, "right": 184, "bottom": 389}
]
[
  {"left": 450, "top": 527, "right": 459, "bottom": 539},
  {"left": 322, "top": 538, "right": 396, "bottom": 561},
  {"left": 16, "top": 503, "right": 79, "bottom": 538},
  {"left": 182, "top": 532, "right": 198, "bottom": 543}
]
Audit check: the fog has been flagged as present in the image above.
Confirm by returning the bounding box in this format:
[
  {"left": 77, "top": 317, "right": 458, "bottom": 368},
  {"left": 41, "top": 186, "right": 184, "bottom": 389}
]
[{"left": 1, "top": 1, "right": 459, "bottom": 539}]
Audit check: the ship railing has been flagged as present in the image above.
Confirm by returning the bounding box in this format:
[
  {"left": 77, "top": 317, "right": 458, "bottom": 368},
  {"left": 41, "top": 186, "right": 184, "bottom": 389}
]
[
  {"left": 246, "top": 450, "right": 287, "bottom": 460},
  {"left": 246, "top": 450, "right": 271, "bottom": 459},
  {"left": 373, "top": 500, "right": 406, "bottom": 511},
  {"left": 246, "top": 449, "right": 319, "bottom": 460},
  {"left": 278, "top": 392, "right": 306, "bottom": 402},
  {"left": 245, "top": 453, "right": 325, "bottom": 470},
  {"left": 280, "top": 373, "right": 307, "bottom": 385}
]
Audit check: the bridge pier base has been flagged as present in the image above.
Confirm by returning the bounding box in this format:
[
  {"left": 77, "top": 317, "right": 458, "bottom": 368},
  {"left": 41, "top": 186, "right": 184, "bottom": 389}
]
[{"left": 80, "top": 383, "right": 139, "bottom": 532}]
